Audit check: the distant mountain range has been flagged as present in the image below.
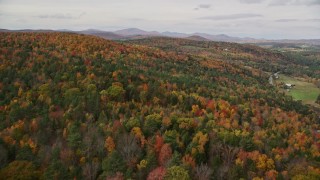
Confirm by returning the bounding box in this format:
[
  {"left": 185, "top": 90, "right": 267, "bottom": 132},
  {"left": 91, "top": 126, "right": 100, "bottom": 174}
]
[
  {"left": 1, "top": 28, "right": 319, "bottom": 45},
  {"left": 77, "top": 28, "right": 256, "bottom": 42}
]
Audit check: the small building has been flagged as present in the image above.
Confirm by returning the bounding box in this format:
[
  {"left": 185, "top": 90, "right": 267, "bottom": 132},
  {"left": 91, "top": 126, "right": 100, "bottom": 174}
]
[{"left": 284, "top": 83, "right": 295, "bottom": 89}]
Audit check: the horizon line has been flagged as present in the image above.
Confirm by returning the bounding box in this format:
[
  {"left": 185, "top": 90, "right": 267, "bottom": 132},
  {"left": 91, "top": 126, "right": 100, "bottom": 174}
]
[{"left": 1, "top": 27, "right": 320, "bottom": 41}]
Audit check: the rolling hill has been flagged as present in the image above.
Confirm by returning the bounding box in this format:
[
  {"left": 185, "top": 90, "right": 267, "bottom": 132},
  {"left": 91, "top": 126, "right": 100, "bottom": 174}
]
[
  {"left": 125, "top": 36, "right": 320, "bottom": 79},
  {"left": 2, "top": 28, "right": 320, "bottom": 45},
  {"left": 0, "top": 32, "right": 319, "bottom": 179}
]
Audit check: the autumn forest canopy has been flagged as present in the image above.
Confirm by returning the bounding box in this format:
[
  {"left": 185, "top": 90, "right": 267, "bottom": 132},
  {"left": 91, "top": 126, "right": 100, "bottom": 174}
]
[{"left": 0, "top": 32, "right": 319, "bottom": 179}]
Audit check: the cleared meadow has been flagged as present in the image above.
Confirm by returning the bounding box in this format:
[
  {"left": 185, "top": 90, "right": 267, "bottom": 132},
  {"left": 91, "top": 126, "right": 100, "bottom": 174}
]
[{"left": 278, "top": 75, "right": 320, "bottom": 106}]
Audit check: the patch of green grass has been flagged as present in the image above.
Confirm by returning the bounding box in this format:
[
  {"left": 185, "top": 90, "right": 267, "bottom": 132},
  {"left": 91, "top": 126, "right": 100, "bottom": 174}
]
[{"left": 278, "top": 75, "right": 320, "bottom": 105}]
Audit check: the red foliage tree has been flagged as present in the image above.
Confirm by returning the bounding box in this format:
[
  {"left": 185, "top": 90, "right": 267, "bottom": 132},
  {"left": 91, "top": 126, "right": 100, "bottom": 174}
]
[
  {"left": 155, "top": 135, "right": 164, "bottom": 153},
  {"left": 147, "top": 167, "right": 166, "bottom": 180},
  {"left": 158, "top": 143, "right": 172, "bottom": 166}
]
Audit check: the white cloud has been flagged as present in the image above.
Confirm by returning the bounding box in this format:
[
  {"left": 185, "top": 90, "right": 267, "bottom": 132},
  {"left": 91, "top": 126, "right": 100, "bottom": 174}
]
[
  {"left": 198, "top": 4, "right": 211, "bottom": 8},
  {"left": 36, "top": 12, "right": 86, "bottom": 19},
  {"left": 199, "top": 13, "right": 263, "bottom": 21},
  {"left": 239, "top": 0, "right": 266, "bottom": 4},
  {"left": 269, "top": 0, "right": 320, "bottom": 6}
]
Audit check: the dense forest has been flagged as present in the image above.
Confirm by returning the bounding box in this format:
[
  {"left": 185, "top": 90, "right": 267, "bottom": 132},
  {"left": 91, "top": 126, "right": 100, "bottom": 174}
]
[
  {"left": 126, "top": 37, "right": 320, "bottom": 80},
  {"left": 0, "top": 32, "right": 319, "bottom": 180}
]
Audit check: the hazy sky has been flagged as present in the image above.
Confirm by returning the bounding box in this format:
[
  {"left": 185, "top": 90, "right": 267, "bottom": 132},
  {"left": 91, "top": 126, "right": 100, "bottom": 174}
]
[{"left": 1, "top": 0, "right": 319, "bottom": 39}]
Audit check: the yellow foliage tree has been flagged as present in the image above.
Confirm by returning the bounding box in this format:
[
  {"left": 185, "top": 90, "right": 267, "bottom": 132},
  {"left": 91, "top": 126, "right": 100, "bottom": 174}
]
[{"left": 105, "top": 136, "right": 115, "bottom": 153}]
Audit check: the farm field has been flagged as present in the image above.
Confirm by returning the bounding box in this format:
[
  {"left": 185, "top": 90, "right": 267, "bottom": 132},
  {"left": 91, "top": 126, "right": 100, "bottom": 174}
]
[{"left": 278, "top": 75, "right": 320, "bottom": 105}]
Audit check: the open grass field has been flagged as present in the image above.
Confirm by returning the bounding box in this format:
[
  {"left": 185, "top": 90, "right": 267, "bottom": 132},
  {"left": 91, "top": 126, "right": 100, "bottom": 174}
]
[{"left": 277, "top": 75, "right": 320, "bottom": 106}]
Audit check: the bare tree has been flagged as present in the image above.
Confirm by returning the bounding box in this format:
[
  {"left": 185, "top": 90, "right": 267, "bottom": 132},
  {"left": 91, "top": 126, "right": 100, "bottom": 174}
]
[
  {"left": 83, "top": 161, "right": 100, "bottom": 180},
  {"left": 82, "top": 125, "right": 104, "bottom": 180},
  {"left": 210, "top": 143, "right": 239, "bottom": 180},
  {"left": 116, "top": 133, "right": 141, "bottom": 167},
  {"left": 194, "top": 163, "right": 213, "bottom": 180},
  {"left": 83, "top": 125, "right": 104, "bottom": 159}
]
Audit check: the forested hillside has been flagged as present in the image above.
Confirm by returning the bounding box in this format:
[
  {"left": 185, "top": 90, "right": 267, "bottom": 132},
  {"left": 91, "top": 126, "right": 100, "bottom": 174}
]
[
  {"left": 127, "top": 37, "right": 320, "bottom": 79},
  {"left": 0, "top": 32, "right": 319, "bottom": 179}
]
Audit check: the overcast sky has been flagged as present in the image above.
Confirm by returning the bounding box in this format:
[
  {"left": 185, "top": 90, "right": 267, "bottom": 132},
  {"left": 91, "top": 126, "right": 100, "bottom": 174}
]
[{"left": 1, "top": 0, "right": 319, "bottom": 39}]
